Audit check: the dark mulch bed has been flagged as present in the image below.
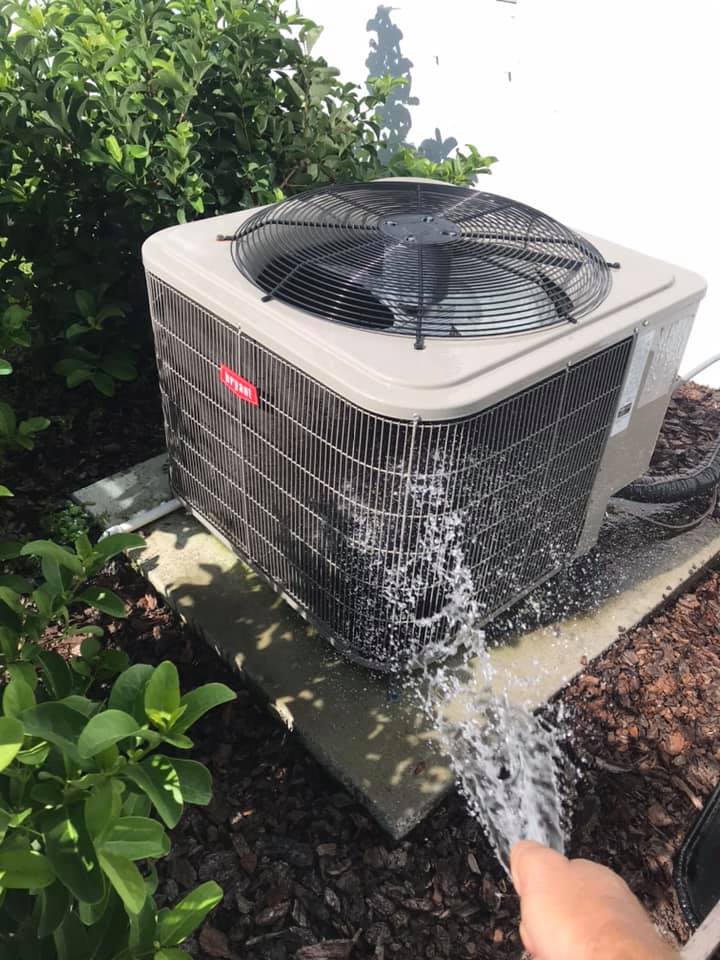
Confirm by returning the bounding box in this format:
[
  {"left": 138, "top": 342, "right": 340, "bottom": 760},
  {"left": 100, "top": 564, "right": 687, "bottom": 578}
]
[
  {"left": 3, "top": 373, "right": 720, "bottom": 957},
  {"left": 1, "top": 359, "right": 165, "bottom": 541},
  {"left": 91, "top": 552, "right": 720, "bottom": 959},
  {"left": 648, "top": 381, "right": 720, "bottom": 476}
]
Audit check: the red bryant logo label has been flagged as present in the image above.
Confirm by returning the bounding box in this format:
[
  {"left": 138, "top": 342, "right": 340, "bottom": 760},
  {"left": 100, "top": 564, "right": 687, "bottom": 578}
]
[{"left": 219, "top": 365, "right": 259, "bottom": 406}]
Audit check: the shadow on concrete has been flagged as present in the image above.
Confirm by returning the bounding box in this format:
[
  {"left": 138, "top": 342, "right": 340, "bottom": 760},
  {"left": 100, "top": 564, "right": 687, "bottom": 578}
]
[{"left": 133, "top": 516, "right": 453, "bottom": 837}]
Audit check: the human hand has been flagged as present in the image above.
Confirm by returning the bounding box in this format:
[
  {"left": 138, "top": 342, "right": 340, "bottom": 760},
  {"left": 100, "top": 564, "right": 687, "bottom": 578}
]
[{"left": 510, "top": 840, "right": 678, "bottom": 960}]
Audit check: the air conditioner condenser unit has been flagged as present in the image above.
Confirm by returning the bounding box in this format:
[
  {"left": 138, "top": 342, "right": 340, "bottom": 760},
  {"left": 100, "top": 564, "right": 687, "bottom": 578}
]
[{"left": 142, "top": 181, "right": 706, "bottom": 670}]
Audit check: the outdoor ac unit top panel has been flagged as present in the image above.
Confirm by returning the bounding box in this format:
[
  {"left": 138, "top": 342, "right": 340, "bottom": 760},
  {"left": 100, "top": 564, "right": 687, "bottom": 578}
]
[{"left": 142, "top": 206, "right": 705, "bottom": 421}]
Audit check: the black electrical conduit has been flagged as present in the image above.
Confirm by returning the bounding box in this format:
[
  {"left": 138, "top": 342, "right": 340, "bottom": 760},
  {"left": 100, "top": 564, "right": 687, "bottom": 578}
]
[
  {"left": 616, "top": 436, "right": 720, "bottom": 503},
  {"left": 615, "top": 355, "right": 720, "bottom": 504}
]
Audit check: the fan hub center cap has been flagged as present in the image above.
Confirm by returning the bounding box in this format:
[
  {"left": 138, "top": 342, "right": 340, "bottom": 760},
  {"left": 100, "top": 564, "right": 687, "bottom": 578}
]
[{"left": 380, "top": 213, "right": 458, "bottom": 245}]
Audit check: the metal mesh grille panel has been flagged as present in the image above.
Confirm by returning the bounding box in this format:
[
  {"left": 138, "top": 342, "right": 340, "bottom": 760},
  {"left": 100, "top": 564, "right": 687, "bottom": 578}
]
[
  {"left": 231, "top": 181, "right": 612, "bottom": 345},
  {"left": 148, "top": 275, "right": 632, "bottom": 669}
]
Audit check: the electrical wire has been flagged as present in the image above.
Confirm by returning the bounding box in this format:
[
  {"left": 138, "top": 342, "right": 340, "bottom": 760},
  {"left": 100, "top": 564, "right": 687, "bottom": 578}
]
[{"left": 630, "top": 487, "right": 718, "bottom": 533}]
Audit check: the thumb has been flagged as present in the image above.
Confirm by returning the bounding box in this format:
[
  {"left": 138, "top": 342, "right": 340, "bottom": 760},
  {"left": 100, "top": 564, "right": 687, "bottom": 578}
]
[{"left": 509, "top": 841, "right": 679, "bottom": 960}]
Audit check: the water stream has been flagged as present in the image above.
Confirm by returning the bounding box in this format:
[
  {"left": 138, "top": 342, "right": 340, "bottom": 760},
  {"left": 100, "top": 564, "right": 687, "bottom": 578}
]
[{"left": 353, "top": 452, "right": 576, "bottom": 871}]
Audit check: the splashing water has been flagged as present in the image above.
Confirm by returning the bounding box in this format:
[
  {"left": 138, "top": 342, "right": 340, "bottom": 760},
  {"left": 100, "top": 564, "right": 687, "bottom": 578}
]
[{"left": 351, "top": 451, "right": 575, "bottom": 872}]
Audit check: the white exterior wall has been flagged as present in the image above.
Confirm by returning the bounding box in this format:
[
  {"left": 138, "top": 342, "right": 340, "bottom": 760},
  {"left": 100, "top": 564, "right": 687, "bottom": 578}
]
[{"left": 299, "top": 0, "right": 720, "bottom": 385}]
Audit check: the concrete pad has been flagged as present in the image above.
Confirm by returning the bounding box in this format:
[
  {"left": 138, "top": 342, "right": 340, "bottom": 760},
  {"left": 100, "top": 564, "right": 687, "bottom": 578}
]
[
  {"left": 73, "top": 453, "right": 170, "bottom": 527},
  {"left": 74, "top": 456, "right": 720, "bottom": 838}
]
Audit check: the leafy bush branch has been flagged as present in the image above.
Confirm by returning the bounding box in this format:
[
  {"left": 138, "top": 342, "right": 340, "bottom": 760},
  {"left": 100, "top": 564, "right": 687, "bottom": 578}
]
[
  {"left": 0, "top": 0, "right": 496, "bottom": 396},
  {"left": 0, "top": 531, "right": 236, "bottom": 958}
]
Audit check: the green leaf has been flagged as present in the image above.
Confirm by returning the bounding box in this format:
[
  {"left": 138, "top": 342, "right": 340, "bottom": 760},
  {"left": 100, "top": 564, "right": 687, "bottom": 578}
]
[
  {"left": 60, "top": 695, "right": 99, "bottom": 717},
  {"left": 80, "top": 635, "right": 102, "bottom": 659},
  {"left": 0, "top": 850, "right": 55, "bottom": 889},
  {"left": 65, "top": 321, "right": 90, "bottom": 339},
  {"left": 155, "top": 950, "right": 190, "bottom": 960},
  {"left": 84, "top": 889, "right": 127, "bottom": 957},
  {"left": 22, "top": 702, "right": 87, "bottom": 766},
  {"left": 41, "top": 555, "right": 64, "bottom": 597},
  {"left": 42, "top": 806, "right": 103, "bottom": 904},
  {"left": 0, "top": 541, "right": 23, "bottom": 560},
  {"left": 7, "top": 660, "right": 37, "bottom": 689},
  {"left": 171, "top": 758, "right": 212, "bottom": 806},
  {"left": 161, "top": 731, "right": 193, "bottom": 750},
  {"left": 0, "top": 585, "right": 23, "bottom": 614},
  {"left": 54, "top": 358, "right": 90, "bottom": 377},
  {"left": 84, "top": 777, "right": 123, "bottom": 839},
  {"left": 98, "top": 850, "right": 146, "bottom": 915},
  {"left": 38, "top": 650, "right": 73, "bottom": 699},
  {"left": 3, "top": 677, "right": 36, "bottom": 717},
  {"left": 75, "top": 586, "right": 126, "bottom": 618},
  {"left": 0, "top": 716, "right": 24, "bottom": 772},
  {"left": 123, "top": 755, "right": 183, "bottom": 828},
  {"left": 129, "top": 892, "right": 158, "bottom": 955},
  {"left": 92, "top": 372, "right": 115, "bottom": 397},
  {"left": 20, "top": 540, "right": 82, "bottom": 574},
  {"left": 95, "top": 533, "right": 145, "bottom": 561},
  {"left": 37, "top": 881, "right": 71, "bottom": 937},
  {"left": 0, "top": 598, "right": 21, "bottom": 633},
  {"left": 122, "top": 791, "right": 152, "bottom": 818},
  {"left": 78, "top": 880, "right": 109, "bottom": 926},
  {"left": 104, "top": 135, "right": 123, "bottom": 163},
  {"left": 74, "top": 533, "right": 93, "bottom": 560},
  {"left": 99, "top": 353, "right": 137, "bottom": 381},
  {"left": 0, "top": 485, "right": 13, "bottom": 497},
  {"left": 74, "top": 623, "right": 104, "bottom": 639},
  {"left": 0, "top": 358, "right": 12, "bottom": 375},
  {"left": 78, "top": 709, "right": 140, "bottom": 758},
  {"left": 74, "top": 289, "right": 95, "bottom": 317},
  {"left": 67, "top": 368, "right": 93, "bottom": 388},
  {"left": 100, "top": 816, "right": 170, "bottom": 860},
  {"left": 144, "top": 661, "right": 180, "bottom": 720},
  {"left": 19, "top": 416, "right": 51, "bottom": 435},
  {"left": 174, "top": 683, "right": 236, "bottom": 734},
  {"left": 15, "top": 740, "right": 50, "bottom": 766},
  {"left": 109, "top": 664, "right": 154, "bottom": 721},
  {"left": 54, "top": 910, "right": 90, "bottom": 960},
  {"left": 157, "top": 881, "right": 223, "bottom": 947},
  {"left": 98, "top": 648, "right": 130, "bottom": 676},
  {"left": 0, "top": 573, "right": 33, "bottom": 593},
  {"left": 32, "top": 782, "right": 64, "bottom": 805},
  {"left": 0, "top": 401, "right": 16, "bottom": 435}
]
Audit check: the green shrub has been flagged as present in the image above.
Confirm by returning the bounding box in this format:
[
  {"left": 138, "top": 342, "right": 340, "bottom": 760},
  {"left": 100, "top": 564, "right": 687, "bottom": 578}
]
[
  {"left": 40, "top": 502, "right": 92, "bottom": 547},
  {"left": 0, "top": 360, "right": 50, "bottom": 466},
  {"left": 0, "top": 0, "right": 495, "bottom": 396},
  {"left": 0, "top": 531, "right": 236, "bottom": 958}
]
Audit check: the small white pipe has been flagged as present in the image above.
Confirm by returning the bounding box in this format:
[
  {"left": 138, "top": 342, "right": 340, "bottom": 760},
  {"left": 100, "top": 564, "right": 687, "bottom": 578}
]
[
  {"left": 101, "top": 498, "right": 182, "bottom": 539},
  {"left": 679, "top": 353, "right": 720, "bottom": 383}
]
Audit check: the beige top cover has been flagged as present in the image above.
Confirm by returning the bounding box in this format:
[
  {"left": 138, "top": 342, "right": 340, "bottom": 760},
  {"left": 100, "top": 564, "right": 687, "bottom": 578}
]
[{"left": 143, "top": 203, "right": 706, "bottom": 421}]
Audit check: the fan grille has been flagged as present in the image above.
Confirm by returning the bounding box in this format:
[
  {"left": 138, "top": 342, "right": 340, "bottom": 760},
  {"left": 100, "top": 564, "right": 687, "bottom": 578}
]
[{"left": 231, "top": 181, "right": 613, "bottom": 345}]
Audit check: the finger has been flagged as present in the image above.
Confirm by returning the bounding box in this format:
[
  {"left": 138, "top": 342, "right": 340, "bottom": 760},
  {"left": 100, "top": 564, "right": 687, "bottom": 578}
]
[
  {"left": 510, "top": 839, "right": 569, "bottom": 897},
  {"left": 518, "top": 920, "right": 536, "bottom": 956}
]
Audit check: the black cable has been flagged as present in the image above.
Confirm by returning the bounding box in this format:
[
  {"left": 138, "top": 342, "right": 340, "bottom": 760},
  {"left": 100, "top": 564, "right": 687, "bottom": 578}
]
[{"left": 616, "top": 435, "right": 720, "bottom": 503}]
